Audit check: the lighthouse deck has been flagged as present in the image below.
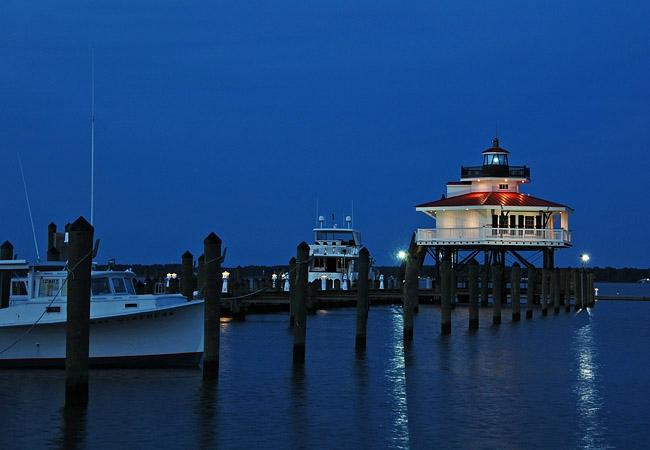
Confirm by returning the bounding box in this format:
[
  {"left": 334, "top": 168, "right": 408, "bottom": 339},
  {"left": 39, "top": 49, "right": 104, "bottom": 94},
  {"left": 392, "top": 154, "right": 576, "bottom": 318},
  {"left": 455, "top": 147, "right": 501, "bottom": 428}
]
[{"left": 416, "top": 226, "right": 571, "bottom": 247}]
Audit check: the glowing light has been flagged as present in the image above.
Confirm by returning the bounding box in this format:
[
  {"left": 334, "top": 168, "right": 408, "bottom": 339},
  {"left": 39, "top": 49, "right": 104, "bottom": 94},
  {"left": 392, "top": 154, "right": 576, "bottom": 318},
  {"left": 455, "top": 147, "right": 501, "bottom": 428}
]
[
  {"left": 580, "top": 253, "right": 590, "bottom": 264},
  {"left": 222, "top": 270, "right": 230, "bottom": 279},
  {"left": 397, "top": 250, "right": 407, "bottom": 260}
]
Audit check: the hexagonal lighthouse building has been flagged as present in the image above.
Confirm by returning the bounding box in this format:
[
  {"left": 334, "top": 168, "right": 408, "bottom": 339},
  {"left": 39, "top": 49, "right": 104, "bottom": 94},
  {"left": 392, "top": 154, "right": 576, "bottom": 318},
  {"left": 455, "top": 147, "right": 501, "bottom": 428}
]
[{"left": 415, "top": 138, "right": 572, "bottom": 269}]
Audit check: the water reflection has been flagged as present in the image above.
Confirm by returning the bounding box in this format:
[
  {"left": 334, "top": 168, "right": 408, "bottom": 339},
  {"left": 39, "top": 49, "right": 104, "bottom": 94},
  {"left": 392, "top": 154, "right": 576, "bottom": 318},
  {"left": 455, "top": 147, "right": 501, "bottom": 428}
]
[
  {"left": 290, "top": 365, "right": 307, "bottom": 449},
  {"left": 573, "top": 317, "right": 608, "bottom": 449},
  {"left": 52, "top": 406, "right": 87, "bottom": 450},
  {"left": 388, "top": 307, "right": 410, "bottom": 448},
  {"left": 196, "top": 380, "right": 218, "bottom": 448}
]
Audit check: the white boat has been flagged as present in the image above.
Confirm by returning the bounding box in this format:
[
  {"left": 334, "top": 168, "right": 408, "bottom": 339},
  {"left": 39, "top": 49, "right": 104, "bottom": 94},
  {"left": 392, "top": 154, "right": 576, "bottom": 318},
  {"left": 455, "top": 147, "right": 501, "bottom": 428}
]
[
  {"left": 308, "top": 215, "right": 363, "bottom": 287},
  {"left": 0, "top": 260, "right": 203, "bottom": 368}
]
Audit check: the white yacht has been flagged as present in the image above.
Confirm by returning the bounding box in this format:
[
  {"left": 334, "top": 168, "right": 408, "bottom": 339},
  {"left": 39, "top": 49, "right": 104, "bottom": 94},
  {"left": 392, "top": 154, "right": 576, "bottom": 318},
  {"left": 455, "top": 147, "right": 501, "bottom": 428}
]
[
  {"left": 0, "top": 260, "right": 203, "bottom": 368},
  {"left": 308, "top": 216, "right": 362, "bottom": 286}
]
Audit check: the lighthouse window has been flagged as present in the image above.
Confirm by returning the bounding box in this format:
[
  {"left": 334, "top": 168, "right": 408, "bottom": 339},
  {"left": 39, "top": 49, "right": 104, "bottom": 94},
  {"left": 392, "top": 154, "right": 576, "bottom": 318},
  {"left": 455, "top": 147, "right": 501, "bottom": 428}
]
[{"left": 498, "top": 184, "right": 508, "bottom": 190}]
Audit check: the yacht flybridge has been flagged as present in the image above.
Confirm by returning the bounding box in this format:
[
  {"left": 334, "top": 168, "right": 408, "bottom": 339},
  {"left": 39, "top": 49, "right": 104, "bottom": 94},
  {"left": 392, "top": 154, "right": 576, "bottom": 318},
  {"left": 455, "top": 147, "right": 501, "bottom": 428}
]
[
  {"left": 309, "top": 215, "right": 362, "bottom": 287},
  {"left": 0, "top": 260, "right": 203, "bottom": 367}
]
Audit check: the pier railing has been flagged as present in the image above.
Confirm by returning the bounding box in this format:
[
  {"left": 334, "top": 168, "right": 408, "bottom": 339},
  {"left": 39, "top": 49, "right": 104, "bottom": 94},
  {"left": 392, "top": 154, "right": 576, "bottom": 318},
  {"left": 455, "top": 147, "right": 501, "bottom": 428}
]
[{"left": 416, "top": 227, "right": 571, "bottom": 246}]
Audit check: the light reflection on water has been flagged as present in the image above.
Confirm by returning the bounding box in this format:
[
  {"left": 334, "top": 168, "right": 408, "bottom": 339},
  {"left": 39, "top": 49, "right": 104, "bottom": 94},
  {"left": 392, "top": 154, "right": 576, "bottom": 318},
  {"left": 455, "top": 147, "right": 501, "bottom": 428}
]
[
  {"left": 387, "top": 308, "right": 410, "bottom": 449},
  {"left": 573, "top": 309, "right": 609, "bottom": 449}
]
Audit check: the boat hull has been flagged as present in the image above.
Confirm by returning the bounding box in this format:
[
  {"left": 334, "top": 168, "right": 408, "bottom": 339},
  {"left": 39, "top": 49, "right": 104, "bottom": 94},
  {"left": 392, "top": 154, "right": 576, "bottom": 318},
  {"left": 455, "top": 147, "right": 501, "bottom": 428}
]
[{"left": 0, "top": 301, "right": 204, "bottom": 368}]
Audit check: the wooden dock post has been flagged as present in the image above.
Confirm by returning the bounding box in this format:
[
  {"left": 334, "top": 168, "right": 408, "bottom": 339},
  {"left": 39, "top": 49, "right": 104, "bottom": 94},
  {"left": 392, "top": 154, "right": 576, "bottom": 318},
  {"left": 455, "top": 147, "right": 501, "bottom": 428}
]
[
  {"left": 0, "top": 241, "right": 14, "bottom": 308},
  {"left": 468, "top": 259, "right": 479, "bottom": 330},
  {"left": 0, "top": 241, "right": 14, "bottom": 309},
  {"left": 355, "top": 247, "right": 370, "bottom": 351},
  {"left": 480, "top": 264, "right": 489, "bottom": 307},
  {"left": 552, "top": 269, "right": 560, "bottom": 314},
  {"left": 574, "top": 269, "right": 583, "bottom": 311},
  {"left": 541, "top": 268, "right": 549, "bottom": 316},
  {"left": 402, "top": 242, "right": 419, "bottom": 341},
  {"left": 440, "top": 259, "right": 452, "bottom": 335},
  {"left": 65, "top": 217, "right": 94, "bottom": 408},
  {"left": 491, "top": 262, "right": 502, "bottom": 325},
  {"left": 526, "top": 267, "right": 536, "bottom": 319},
  {"left": 203, "top": 233, "right": 221, "bottom": 380},
  {"left": 197, "top": 254, "right": 205, "bottom": 298},
  {"left": 588, "top": 271, "right": 595, "bottom": 307},
  {"left": 288, "top": 257, "right": 296, "bottom": 327},
  {"left": 47, "top": 222, "right": 58, "bottom": 261},
  {"left": 181, "top": 250, "right": 194, "bottom": 300},
  {"left": 511, "top": 262, "right": 521, "bottom": 321},
  {"left": 293, "top": 242, "right": 309, "bottom": 364}
]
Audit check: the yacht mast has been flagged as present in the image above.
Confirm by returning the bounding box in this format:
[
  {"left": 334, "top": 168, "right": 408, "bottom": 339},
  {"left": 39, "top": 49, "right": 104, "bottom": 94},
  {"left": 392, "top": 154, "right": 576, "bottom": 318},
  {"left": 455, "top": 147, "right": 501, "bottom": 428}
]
[{"left": 90, "top": 48, "right": 95, "bottom": 226}]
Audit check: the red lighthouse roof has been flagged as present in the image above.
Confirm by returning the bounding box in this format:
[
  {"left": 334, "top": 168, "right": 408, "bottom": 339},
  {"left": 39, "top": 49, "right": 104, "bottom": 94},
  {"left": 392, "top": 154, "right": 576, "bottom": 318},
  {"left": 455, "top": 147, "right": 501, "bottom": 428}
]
[{"left": 416, "top": 192, "right": 570, "bottom": 209}]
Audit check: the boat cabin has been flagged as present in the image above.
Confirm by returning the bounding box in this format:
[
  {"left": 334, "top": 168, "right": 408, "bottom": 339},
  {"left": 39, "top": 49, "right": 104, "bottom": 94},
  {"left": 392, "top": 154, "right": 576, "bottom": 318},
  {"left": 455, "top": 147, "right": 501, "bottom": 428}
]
[{"left": 308, "top": 216, "right": 362, "bottom": 282}]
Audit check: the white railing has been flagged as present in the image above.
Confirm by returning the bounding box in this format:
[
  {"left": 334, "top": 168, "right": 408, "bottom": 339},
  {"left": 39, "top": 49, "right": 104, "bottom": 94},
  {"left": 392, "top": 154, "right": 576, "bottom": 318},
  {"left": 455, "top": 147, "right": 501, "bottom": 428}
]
[{"left": 416, "top": 227, "right": 571, "bottom": 246}]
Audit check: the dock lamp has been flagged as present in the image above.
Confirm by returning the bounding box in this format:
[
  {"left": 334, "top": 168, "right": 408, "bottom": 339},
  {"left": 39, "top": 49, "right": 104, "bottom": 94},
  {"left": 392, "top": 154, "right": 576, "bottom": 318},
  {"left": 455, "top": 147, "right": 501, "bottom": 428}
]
[
  {"left": 580, "top": 253, "right": 590, "bottom": 266},
  {"left": 397, "top": 250, "right": 407, "bottom": 261},
  {"left": 222, "top": 271, "right": 230, "bottom": 294}
]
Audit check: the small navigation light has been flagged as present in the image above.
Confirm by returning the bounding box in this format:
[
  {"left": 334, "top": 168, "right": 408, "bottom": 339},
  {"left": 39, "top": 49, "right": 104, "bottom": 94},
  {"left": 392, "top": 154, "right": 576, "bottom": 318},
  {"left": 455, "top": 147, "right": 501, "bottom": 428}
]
[
  {"left": 272, "top": 273, "right": 278, "bottom": 280},
  {"left": 222, "top": 271, "right": 230, "bottom": 279},
  {"left": 580, "top": 253, "right": 590, "bottom": 264},
  {"left": 397, "top": 250, "right": 407, "bottom": 261},
  {"left": 171, "top": 273, "right": 177, "bottom": 279},
  {"left": 166, "top": 273, "right": 172, "bottom": 279}
]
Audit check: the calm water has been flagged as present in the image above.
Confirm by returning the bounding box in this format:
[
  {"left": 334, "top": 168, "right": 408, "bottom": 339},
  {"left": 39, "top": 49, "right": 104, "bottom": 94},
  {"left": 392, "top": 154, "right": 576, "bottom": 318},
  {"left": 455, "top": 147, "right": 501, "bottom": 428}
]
[{"left": 2, "top": 284, "right": 650, "bottom": 449}]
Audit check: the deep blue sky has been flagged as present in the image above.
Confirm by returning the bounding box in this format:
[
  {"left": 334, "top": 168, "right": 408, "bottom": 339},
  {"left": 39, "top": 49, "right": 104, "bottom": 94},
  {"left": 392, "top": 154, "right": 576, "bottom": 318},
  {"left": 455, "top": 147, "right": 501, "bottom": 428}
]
[{"left": 1, "top": 1, "right": 649, "bottom": 267}]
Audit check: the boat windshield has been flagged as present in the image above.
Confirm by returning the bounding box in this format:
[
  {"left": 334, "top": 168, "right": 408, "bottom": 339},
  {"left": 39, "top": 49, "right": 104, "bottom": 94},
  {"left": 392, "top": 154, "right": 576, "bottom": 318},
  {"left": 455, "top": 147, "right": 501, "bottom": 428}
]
[
  {"left": 316, "top": 231, "right": 356, "bottom": 244},
  {"left": 92, "top": 277, "right": 111, "bottom": 295}
]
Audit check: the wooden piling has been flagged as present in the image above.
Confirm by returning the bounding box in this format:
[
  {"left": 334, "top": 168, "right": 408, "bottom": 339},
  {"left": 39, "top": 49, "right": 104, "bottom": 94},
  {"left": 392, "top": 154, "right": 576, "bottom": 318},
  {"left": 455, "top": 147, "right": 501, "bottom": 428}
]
[
  {"left": 293, "top": 242, "right": 309, "bottom": 364},
  {"left": 197, "top": 254, "right": 205, "bottom": 298},
  {"left": 552, "top": 269, "right": 560, "bottom": 314},
  {"left": 492, "top": 262, "right": 502, "bottom": 325},
  {"left": 480, "top": 264, "right": 489, "bottom": 307},
  {"left": 526, "top": 267, "right": 536, "bottom": 319},
  {"left": 574, "top": 269, "right": 583, "bottom": 311},
  {"left": 563, "top": 269, "right": 571, "bottom": 312},
  {"left": 511, "top": 262, "right": 521, "bottom": 321},
  {"left": 203, "top": 233, "right": 221, "bottom": 380},
  {"left": 468, "top": 259, "right": 479, "bottom": 330},
  {"left": 0, "top": 241, "right": 14, "bottom": 309},
  {"left": 65, "top": 217, "right": 94, "bottom": 407},
  {"left": 288, "top": 257, "right": 296, "bottom": 327},
  {"left": 47, "top": 222, "right": 58, "bottom": 261},
  {"left": 403, "top": 249, "right": 419, "bottom": 341},
  {"left": 440, "top": 259, "right": 452, "bottom": 335},
  {"left": 541, "top": 268, "right": 549, "bottom": 316},
  {"left": 355, "top": 247, "right": 370, "bottom": 351},
  {"left": 181, "top": 250, "right": 194, "bottom": 300}
]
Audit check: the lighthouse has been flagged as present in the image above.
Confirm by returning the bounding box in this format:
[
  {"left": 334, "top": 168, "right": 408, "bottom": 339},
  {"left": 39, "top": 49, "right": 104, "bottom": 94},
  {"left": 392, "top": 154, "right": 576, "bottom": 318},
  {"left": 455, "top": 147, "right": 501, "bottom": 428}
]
[{"left": 415, "top": 137, "right": 572, "bottom": 269}]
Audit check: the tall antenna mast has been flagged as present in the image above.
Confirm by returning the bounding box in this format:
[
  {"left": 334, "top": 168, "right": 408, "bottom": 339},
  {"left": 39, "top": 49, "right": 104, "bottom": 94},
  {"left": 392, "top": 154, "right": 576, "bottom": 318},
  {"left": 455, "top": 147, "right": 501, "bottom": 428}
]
[
  {"left": 90, "top": 48, "right": 95, "bottom": 226},
  {"left": 17, "top": 153, "right": 41, "bottom": 262}
]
